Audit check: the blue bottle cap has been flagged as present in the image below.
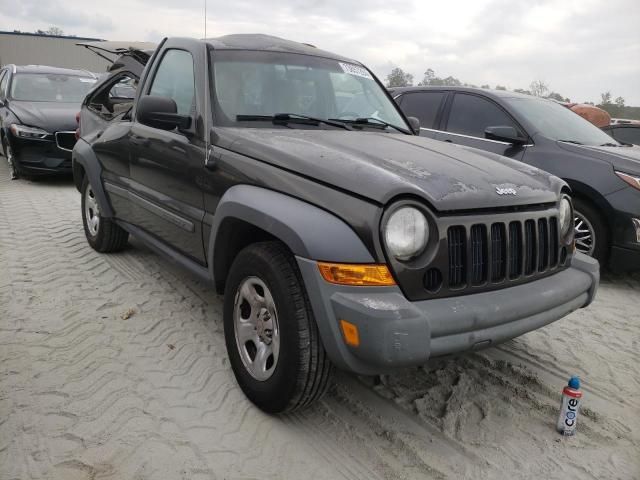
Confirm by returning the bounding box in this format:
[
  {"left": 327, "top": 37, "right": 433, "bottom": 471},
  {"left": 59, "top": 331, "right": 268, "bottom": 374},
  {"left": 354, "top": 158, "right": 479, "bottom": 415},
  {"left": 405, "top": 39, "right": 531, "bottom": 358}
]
[{"left": 568, "top": 376, "right": 580, "bottom": 389}]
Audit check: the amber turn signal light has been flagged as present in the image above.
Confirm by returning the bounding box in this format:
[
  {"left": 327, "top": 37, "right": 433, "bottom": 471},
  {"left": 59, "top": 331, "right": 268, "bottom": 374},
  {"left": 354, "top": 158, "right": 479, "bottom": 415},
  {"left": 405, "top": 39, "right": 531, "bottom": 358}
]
[
  {"left": 317, "top": 262, "right": 396, "bottom": 286},
  {"left": 340, "top": 319, "right": 360, "bottom": 347}
]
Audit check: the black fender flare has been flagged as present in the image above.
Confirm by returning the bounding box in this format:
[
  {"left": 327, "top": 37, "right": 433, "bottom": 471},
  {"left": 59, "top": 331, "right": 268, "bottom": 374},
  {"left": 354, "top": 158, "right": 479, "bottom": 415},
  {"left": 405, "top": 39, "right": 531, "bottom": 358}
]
[
  {"left": 72, "top": 139, "right": 115, "bottom": 218},
  {"left": 207, "top": 185, "right": 374, "bottom": 284}
]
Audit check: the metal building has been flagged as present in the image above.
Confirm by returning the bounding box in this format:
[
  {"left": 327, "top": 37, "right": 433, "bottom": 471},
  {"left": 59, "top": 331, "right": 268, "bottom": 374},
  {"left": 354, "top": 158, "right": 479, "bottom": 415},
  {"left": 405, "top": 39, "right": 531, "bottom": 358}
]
[{"left": 0, "top": 31, "right": 111, "bottom": 74}]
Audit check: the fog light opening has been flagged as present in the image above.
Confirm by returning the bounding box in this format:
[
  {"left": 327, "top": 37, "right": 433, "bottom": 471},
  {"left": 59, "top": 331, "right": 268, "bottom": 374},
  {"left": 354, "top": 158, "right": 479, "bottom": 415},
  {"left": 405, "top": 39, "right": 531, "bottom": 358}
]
[{"left": 424, "top": 268, "right": 442, "bottom": 293}]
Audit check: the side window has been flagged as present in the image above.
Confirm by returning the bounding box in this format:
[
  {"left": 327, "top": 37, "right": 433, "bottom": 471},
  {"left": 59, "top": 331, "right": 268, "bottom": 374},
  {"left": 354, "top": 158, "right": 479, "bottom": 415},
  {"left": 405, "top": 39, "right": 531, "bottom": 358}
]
[
  {"left": 447, "top": 93, "right": 520, "bottom": 138},
  {"left": 89, "top": 73, "right": 138, "bottom": 118},
  {"left": 0, "top": 70, "right": 8, "bottom": 100},
  {"left": 614, "top": 127, "right": 640, "bottom": 145},
  {"left": 399, "top": 92, "right": 446, "bottom": 129},
  {"left": 148, "top": 49, "right": 195, "bottom": 115}
]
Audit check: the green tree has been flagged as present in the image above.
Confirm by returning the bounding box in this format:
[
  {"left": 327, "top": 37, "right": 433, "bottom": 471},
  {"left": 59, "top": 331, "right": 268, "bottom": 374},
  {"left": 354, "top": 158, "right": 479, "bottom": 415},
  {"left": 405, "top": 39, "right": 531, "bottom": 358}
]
[
  {"left": 418, "top": 68, "right": 462, "bottom": 87},
  {"left": 530, "top": 80, "right": 549, "bottom": 97},
  {"left": 495, "top": 85, "right": 507, "bottom": 90},
  {"left": 44, "top": 26, "right": 64, "bottom": 36},
  {"left": 386, "top": 67, "right": 414, "bottom": 88},
  {"left": 481, "top": 84, "right": 490, "bottom": 89},
  {"left": 600, "top": 91, "right": 612, "bottom": 105},
  {"left": 514, "top": 88, "right": 532, "bottom": 95},
  {"left": 417, "top": 68, "right": 436, "bottom": 86},
  {"left": 615, "top": 96, "right": 625, "bottom": 107}
]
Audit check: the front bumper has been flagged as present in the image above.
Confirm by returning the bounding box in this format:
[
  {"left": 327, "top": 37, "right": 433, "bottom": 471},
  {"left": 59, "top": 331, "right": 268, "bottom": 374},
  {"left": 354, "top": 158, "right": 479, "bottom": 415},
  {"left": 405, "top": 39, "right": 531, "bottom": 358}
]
[
  {"left": 10, "top": 136, "right": 73, "bottom": 175},
  {"left": 298, "top": 253, "right": 599, "bottom": 375},
  {"left": 605, "top": 186, "right": 640, "bottom": 271}
]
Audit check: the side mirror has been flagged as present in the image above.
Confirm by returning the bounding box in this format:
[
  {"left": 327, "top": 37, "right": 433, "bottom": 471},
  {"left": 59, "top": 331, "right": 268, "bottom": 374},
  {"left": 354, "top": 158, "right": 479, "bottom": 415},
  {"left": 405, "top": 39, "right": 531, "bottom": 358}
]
[
  {"left": 407, "top": 116, "right": 420, "bottom": 134},
  {"left": 137, "top": 95, "right": 191, "bottom": 131},
  {"left": 485, "top": 125, "right": 527, "bottom": 145}
]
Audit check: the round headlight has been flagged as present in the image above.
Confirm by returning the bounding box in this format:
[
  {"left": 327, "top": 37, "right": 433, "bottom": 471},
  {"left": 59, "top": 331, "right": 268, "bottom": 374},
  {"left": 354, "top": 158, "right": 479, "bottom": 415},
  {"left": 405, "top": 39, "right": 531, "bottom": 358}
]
[
  {"left": 559, "top": 197, "right": 573, "bottom": 238},
  {"left": 384, "top": 207, "right": 429, "bottom": 260}
]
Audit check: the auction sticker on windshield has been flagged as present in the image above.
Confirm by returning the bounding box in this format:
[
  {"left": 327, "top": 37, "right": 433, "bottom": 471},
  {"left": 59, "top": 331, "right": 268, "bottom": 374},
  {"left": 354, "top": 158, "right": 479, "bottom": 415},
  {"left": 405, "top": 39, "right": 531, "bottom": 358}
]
[{"left": 339, "top": 62, "right": 373, "bottom": 80}]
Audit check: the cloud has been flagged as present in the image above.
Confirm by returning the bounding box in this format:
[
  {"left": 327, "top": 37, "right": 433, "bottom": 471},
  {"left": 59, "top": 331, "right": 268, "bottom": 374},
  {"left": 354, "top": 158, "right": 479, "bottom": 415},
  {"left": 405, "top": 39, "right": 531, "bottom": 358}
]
[
  {"left": 2, "top": 0, "right": 115, "bottom": 32},
  {"left": 0, "top": 0, "right": 638, "bottom": 103}
]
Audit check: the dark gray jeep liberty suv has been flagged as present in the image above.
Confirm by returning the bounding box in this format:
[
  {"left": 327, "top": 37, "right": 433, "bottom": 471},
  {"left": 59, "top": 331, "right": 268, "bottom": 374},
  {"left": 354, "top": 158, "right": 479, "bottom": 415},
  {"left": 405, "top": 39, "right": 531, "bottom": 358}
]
[{"left": 73, "top": 35, "right": 599, "bottom": 413}]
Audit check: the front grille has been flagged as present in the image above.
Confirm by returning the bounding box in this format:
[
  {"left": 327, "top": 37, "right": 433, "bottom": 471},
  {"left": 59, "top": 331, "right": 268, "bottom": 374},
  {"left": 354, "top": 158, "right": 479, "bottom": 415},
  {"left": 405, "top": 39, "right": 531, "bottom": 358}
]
[
  {"left": 55, "top": 131, "right": 76, "bottom": 151},
  {"left": 445, "top": 215, "right": 561, "bottom": 290},
  {"left": 470, "top": 224, "right": 487, "bottom": 285},
  {"left": 447, "top": 226, "right": 466, "bottom": 288}
]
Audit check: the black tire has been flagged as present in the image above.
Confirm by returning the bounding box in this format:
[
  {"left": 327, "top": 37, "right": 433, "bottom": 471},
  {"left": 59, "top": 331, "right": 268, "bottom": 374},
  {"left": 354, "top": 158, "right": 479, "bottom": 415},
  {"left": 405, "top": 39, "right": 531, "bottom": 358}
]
[
  {"left": 573, "top": 197, "right": 609, "bottom": 264},
  {"left": 81, "top": 175, "right": 128, "bottom": 252},
  {"left": 5, "top": 142, "right": 20, "bottom": 180},
  {"left": 223, "top": 241, "right": 333, "bottom": 413}
]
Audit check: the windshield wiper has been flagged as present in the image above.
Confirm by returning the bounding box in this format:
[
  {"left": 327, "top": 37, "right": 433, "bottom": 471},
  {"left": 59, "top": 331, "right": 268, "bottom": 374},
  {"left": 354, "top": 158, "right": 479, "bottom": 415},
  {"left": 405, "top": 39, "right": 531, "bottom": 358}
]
[
  {"left": 558, "top": 139, "right": 583, "bottom": 145},
  {"left": 334, "top": 117, "right": 411, "bottom": 135},
  {"left": 236, "top": 113, "right": 352, "bottom": 130}
]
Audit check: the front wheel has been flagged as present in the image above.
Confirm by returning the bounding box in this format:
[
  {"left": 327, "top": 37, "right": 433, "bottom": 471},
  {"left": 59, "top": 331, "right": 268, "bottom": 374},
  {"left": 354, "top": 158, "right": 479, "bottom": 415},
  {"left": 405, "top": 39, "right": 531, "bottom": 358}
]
[
  {"left": 6, "top": 143, "right": 19, "bottom": 180},
  {"left": 223, "top": 241, "right": 333, "bottom": 413},
  {"left": 81, "top": 176, "right": 128, "bottom": 252},
  {"left": 573, "top": 198, "right": 609, "bottom": 264}
]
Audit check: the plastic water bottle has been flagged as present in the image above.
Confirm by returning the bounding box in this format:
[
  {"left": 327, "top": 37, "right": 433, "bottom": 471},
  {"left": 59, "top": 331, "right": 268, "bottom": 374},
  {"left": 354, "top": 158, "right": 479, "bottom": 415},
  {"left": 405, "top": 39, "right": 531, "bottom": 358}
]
[{"left": 556, "top": 376, "right": 583, "bottom": 436}]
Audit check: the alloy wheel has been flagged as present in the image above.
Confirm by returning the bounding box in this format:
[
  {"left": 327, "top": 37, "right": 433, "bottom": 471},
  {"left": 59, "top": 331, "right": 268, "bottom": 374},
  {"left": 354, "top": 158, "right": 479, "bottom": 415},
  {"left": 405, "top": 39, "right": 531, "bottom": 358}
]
[{"left": 574, "top": 211, "right": 595, "bottom": 256}]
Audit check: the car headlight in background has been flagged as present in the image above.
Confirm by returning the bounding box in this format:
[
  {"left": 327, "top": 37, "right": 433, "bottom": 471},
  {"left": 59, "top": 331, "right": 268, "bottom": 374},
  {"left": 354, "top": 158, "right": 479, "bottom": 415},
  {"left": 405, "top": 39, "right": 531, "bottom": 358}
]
[
  {"left": 10, "top": 124, "right": 49, "bottom": 140},
  {"left": 384, "top": 206, "right": 429, "bottom": 260},
  {"left": 615, "top": 171, "right": 640, "bottom": 191},
  {"left": 559, "top": 197, "right": 573, "bottom": 240}
]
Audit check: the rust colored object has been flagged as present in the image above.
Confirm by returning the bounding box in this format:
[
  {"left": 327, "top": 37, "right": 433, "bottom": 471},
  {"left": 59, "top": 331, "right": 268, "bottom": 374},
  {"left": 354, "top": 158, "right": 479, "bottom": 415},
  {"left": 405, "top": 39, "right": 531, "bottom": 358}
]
[{"left": 570, "top": 104, "right": 611, "bottom": 128}]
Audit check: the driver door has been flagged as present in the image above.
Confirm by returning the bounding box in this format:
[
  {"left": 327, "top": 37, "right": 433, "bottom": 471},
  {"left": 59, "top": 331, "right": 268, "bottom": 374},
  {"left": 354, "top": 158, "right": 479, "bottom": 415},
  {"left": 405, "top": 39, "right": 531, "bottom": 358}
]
[
  {"left": 129, "top": 48, "right": 207, "bottom": 263},
  {"left": 439, "top": 92, "right": 527, "bottom": 160}
]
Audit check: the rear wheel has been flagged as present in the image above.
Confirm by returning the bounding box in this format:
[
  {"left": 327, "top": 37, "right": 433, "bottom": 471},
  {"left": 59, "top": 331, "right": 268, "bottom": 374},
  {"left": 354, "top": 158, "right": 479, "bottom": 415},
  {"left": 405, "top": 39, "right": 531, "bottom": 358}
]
[
  {"left": 573, "top": 198, "right": 609, "bottom": 264},
  {"left": 81, "top": 176, "right": 128, "bottom": 252},
  {"left": 223, "top": 241, "right": 333, "bottom": 413}
]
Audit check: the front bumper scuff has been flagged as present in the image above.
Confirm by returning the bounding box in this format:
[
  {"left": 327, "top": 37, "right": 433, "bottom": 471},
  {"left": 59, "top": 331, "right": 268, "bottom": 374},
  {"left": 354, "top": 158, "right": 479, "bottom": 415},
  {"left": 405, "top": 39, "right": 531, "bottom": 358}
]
[{"left": 297, "top": 252, "right": 599, "bottom": 375}]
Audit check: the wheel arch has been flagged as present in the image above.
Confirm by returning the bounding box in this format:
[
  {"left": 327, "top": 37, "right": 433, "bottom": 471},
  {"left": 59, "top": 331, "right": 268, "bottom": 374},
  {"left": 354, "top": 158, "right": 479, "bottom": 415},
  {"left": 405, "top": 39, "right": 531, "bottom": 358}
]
[
  {"left": 207, "top": 185, "right": 374, "bottom": 293},
  {"left": 564, "top": 179, "right": 613, "bottom": 228},
  {"left": 72, "top": 139, "right": 114, "bottom": 217}
]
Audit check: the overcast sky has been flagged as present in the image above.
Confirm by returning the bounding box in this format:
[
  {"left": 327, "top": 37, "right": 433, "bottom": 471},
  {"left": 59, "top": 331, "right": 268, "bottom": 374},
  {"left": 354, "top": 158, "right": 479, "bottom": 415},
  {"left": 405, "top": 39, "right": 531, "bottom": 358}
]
[{"left": 2, "top": 0, "right": 639, "bottom": 104}]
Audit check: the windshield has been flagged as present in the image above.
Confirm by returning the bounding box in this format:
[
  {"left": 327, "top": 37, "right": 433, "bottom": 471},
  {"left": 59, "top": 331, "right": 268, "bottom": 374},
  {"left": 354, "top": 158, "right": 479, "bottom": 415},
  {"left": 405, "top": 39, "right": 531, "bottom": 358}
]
[
  {"left": 506, "top": 97, "right": 620, "bottom": 146},
  {"left": 211, "top": 50, "right": 407, "bottom": 130},
  {"left": 10, "top": 73, "right": 96, "bottom": 103}
]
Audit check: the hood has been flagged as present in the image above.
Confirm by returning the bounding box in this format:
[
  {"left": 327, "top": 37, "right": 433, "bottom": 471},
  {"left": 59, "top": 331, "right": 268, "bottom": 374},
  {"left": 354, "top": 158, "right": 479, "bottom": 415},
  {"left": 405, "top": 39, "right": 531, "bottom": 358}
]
[
  {"left": 219, "top": 128, "right": 563, "bottom": 210},
  {"left": 9, "top": 101, "right": 79, "bottom": 133},
  {"left": 557, "top": 141, "right": 640, "bottom": 176}
]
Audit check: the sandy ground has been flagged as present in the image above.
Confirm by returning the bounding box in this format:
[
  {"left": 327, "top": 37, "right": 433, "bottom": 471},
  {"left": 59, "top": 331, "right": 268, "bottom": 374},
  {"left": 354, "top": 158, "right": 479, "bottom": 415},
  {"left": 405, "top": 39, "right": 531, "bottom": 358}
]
[{"left": 0, "top": 159, "right": 639, "bottom": 480}]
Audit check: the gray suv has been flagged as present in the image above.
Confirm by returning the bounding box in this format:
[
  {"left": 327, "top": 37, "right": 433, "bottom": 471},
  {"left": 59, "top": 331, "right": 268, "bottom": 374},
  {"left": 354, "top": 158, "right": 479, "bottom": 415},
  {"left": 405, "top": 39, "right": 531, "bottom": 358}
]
[{"left": 73, "top": 35, "right": 599, "bottom": 413}]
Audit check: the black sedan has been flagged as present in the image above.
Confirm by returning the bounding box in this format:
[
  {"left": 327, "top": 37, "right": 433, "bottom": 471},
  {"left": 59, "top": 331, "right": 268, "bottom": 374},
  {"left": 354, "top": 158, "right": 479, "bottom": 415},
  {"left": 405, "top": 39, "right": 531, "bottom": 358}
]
[
  {"left": 0, "top": 65, "right": 97, "bottom": 179},
  {"left": 390, "top": 86, "right": 640, "bottom": 271}
]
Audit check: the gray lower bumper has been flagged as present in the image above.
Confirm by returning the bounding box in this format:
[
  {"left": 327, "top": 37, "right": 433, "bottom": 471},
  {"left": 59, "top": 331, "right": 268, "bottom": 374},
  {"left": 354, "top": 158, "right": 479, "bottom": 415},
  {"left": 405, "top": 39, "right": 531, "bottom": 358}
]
[{"left": 297, "top": 253, "right": 599, "bottom": 375}]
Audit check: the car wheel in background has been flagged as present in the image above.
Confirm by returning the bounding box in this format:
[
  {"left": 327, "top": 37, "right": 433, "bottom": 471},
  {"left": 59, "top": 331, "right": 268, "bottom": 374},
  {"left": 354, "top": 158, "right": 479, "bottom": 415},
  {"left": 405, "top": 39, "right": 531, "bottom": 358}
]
[
  {"left": 573, "top": 198, "right": 609, "bottom": 264},
  {"left": 81, "top": 176, "right": 129, "bottom": 252},
  {"left": 5, "top": 143, "right": 19, "bottom": 180},
  {"left": 223, "top": 241, "right": 333, "bottom": 413}
]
